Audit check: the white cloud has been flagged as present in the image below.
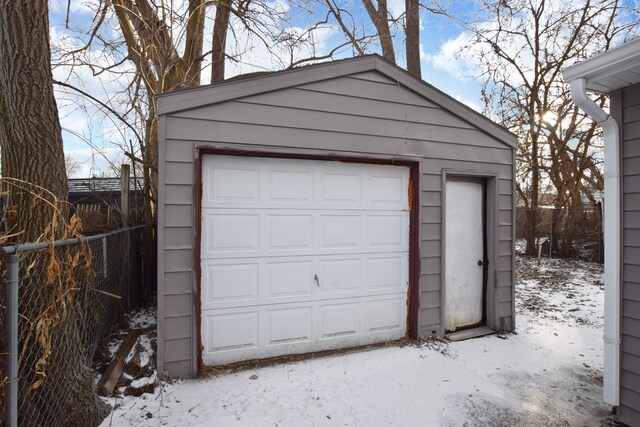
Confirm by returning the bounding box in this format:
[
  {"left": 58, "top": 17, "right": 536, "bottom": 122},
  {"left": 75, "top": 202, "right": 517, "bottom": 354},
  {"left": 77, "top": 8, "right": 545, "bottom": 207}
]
[
  {"left": 49, "top": 0, "right": 93, "bottom": 15},
  {"left": 424, "top": 32, "right": 475, "bottom": 78},
  {"left": 268, "top": 0, "right": 291, "bottom": 15},
  {"left": 387, "top": 0, "right": 405, "bottom": 20}
]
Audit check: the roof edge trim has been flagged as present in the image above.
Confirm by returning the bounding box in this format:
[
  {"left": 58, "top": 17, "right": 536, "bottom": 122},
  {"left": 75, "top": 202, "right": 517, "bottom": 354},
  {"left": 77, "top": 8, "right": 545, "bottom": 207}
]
[{"left": 562, "top": 38, "right": 640, "bottom": 91}]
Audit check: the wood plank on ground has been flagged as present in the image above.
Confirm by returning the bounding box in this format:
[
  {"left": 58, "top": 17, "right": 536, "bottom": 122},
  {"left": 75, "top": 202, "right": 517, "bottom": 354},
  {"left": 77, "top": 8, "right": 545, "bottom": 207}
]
[{"left": 97, "top": 329, "right": 141, "bottom": 396}]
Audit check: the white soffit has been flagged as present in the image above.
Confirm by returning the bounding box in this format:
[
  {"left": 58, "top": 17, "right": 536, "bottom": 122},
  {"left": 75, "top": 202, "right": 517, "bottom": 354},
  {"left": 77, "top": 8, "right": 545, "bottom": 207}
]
[{"left": 563, "top": 37, "right": 640, "bottom": 93}]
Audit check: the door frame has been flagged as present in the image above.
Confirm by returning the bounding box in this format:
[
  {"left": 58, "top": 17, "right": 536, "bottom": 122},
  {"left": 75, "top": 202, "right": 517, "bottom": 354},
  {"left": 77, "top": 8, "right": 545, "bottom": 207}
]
[
  {"left": 193, "top": 146, "right": 421, "bottom": 371},
  {"left": 440, "top": 169, "right": 498, "bottom": 335}
]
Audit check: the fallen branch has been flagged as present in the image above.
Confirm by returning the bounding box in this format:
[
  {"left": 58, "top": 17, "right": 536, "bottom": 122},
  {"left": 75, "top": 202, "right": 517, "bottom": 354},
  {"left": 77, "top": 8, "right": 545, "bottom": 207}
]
[{"left": 91, "top": 288, "right": 123, "bottom": 299}]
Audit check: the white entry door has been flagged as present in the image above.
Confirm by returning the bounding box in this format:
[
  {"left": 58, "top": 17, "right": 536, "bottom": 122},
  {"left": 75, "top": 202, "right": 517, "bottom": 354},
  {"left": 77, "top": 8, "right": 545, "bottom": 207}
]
[
  {"left": 200, "top": 155, "right": 410, "bottom": 365},
  {"left": 444, "top": 177, "right": 485, "bottom": 332}
]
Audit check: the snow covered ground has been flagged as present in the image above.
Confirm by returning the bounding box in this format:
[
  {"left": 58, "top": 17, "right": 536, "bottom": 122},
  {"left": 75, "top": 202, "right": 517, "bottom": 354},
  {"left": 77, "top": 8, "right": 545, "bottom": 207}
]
[{"left": 99, "top": 257, "right": 613, "bottom": 426}]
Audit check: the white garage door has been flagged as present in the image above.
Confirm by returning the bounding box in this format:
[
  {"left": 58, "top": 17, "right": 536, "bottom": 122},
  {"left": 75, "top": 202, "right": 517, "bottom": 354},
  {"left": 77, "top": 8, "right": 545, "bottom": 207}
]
[{"left": 200, "top": 155, "right": 410, "bottom": 365}]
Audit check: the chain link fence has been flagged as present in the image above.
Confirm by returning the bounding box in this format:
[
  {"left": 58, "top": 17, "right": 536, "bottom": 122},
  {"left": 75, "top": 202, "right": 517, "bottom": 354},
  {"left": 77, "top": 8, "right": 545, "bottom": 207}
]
[
  {"left": 0, "top": 226, "right": 145, "bottom": 426},
  {"left": 516, "top": 207, "right": 603, "bottom": 262}
]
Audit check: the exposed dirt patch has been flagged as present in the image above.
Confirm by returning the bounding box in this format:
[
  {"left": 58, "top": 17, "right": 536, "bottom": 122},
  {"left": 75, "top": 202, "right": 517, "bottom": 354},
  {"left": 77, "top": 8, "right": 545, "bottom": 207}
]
[{"left": 444, "top": 366, "right": 612, "bottom": 427}]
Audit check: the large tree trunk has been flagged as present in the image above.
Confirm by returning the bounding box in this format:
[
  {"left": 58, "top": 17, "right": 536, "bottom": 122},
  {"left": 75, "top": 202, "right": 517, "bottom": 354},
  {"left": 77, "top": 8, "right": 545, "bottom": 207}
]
[
  {"left": 0, "top": 1, "right": 109, "bottom": 425},
  {"left": 0, "top": 0, "right": 68, "bottom": 240},
  {"left": 211, "top": 0, "right": 232, "bottom": 84},
  {"left": 405, "top": 0, "right": 421, "bottom": 78}
]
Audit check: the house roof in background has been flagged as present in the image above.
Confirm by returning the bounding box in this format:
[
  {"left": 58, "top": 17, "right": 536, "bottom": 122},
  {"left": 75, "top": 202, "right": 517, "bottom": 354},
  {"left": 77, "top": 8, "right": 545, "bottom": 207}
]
[
  {"left": 563, "top": 37, "right": 640, "bottom": 93},
  {"left": 68, "top": 177, "right": 144, "bottom": 195}
]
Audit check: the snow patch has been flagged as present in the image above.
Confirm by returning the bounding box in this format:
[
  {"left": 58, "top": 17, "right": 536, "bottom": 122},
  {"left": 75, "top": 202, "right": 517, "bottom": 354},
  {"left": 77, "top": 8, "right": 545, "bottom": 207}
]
[{"left": 99, "top": 258, "right": 611, "bottom": 426}]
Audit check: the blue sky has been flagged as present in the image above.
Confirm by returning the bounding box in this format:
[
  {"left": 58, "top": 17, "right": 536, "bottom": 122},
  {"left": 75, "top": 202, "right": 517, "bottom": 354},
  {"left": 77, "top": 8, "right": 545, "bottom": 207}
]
[{"left": 46, "top": 1, "right": 509, "bottom": 176}]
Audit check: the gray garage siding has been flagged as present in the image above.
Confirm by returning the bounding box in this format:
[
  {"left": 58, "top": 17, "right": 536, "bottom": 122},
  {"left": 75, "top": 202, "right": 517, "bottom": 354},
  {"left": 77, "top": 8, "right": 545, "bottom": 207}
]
[
  {"left": 619, "top": 83, "right": 640, "bottom": 426},
  {"left": 158, "top": 58, "right": 515, "bottom": 377}
]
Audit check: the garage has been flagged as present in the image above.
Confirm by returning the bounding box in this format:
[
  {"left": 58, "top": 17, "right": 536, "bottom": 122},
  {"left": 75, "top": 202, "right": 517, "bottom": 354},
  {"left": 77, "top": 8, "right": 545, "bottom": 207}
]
[
  {"left": 156, "top": 54, "right": 517, "bottom": 377},
  {"left": 200, "top": 155, "right": 410, "bottom": 364}
]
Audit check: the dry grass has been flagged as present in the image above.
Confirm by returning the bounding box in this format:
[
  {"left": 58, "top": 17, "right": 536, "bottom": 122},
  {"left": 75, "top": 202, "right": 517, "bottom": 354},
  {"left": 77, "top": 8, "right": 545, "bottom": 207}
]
[{"left": 0, "top": 177, "right": 95, "bottom": 389}]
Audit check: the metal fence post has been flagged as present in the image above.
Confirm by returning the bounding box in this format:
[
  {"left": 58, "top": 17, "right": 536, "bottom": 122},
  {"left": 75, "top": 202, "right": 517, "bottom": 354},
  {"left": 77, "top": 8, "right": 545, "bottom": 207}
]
[
  {"left": 549, "top": 209, "right": 553, "bottom": 258},
  {"left": 5, "top": 254, "right": 19, "bottom": 427},
  {"left": 127, "top": 231, "right": 133, "bottom": 309}
]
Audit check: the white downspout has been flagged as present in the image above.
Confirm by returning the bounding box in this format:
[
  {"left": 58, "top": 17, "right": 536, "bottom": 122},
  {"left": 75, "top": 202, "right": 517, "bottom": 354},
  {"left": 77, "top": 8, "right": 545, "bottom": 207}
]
[{"left": 569, "top": 78, "right": 621, "bottom": 406}]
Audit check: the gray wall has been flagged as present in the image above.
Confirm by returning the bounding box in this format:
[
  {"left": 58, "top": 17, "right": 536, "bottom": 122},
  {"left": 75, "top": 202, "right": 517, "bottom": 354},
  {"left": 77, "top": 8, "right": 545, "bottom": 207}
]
[
  {"left": 157, "top": 66, "right": 515, "bottom": 377},
  {"left": 616, "top": 84, "right": 640, "bottom": 426}
]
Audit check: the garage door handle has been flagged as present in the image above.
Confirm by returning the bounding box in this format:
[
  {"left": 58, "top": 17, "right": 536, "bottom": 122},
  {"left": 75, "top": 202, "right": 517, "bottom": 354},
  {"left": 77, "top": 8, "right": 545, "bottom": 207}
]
[{"left": 314, "top": 274, "right": 320, "bottom": 287}]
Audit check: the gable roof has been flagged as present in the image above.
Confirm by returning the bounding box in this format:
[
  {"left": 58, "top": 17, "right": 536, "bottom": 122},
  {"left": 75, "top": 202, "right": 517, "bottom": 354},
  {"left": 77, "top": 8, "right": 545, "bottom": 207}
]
[
  {"left": 68, "top": 177, "right": 144, "bottom": 196},
  {"left": 158, "top": 54, "right": 517, "bottom": 148},
  {"left": 562, "top": 37, "right": 640, "bottom": 93}
]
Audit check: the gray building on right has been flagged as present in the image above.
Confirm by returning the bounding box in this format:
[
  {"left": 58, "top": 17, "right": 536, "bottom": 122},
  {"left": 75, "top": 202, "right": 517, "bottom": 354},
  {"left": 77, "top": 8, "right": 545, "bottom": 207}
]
[{"left": 564, "top": 39, "right": 640, "bottom": 425}]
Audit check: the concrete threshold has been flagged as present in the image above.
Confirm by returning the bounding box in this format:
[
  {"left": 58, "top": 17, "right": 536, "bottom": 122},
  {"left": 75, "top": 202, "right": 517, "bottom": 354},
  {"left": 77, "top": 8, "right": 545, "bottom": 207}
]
[{"left": 445, "top": 326, "right": 495, "bottom": 342}]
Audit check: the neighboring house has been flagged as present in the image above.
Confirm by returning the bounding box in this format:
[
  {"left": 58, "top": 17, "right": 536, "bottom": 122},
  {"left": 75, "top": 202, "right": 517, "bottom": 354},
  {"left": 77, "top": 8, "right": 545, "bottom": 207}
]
[
  {"left": 68, "top": 177, "right": 144, "bottom": 228},
  {"left": 68, "top": 177, "right": 144, "bottom": 206},
  {"left": 564, "top": 38, "right": 640, "bottom": 425},
  {"left": 1, "top": 177, "right": 144, "bottom": 232},
  {"left": 156, "top": 55, "right": 517, "bottom": 378}
]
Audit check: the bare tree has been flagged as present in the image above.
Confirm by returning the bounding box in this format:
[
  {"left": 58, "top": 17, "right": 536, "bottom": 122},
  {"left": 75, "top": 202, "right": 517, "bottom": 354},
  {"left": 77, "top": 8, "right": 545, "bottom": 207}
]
[
  {"left": 104, "top": 0, "right": 205, "bottom": 295},
  {"left": 325, "top": 0, "right": 447, "bottom": 78},
  {"left": 65, "top": 154, "right": 82, "bottom": 178},
  {"left": 465, "top": 0, "right": 638, "bottom": 256},
  {"left": 53, "top": 0, "right": 347, "bottom": 297}
]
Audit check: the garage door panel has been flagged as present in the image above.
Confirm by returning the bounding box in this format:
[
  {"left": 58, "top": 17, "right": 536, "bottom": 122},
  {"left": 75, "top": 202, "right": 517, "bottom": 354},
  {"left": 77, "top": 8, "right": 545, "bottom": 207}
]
[
  {"left": 202, "top": 210, "right": 409, "bottom": 259},
  {"left": 319, "top": 214, "right": 361, "bottom": 248},
  {"left": 269, "top": 169, "right": 313, "bottom": 203},
  {"left": 267, "top": 307, "right": 312, "bottom": 345},
  {"left": 368, "top": 298, "right": 405, "bottom": 332},
  {"left": 369, "top": 174, "right": 406, "bottom": 207},
  {"left": 366, "top": 256, "right": 407, "bottom": 290},
  {"left": 318, "top": 258, "right": 361, "bottom": 293},
  {"left": 202, "top": 254, "right": 408, "bottom": 310},
  {"left": 205, "top": 263, "right": 259, "bottom": 304},
  {"left": 206, "top": 165, "right": 260, "bottom": 204},
  {"left": 266, "top": 261, "right": 313, "bottom": 298},
  {"left": 205, "top": 214, "right": 259, "bottom": 253},
  {"left": 267, "top": 214, "right": 313, "bottom": 251},
  {"left": 202, "top": 156, "right": 409, "bottom": 211},
  {"left": 202, "top": 297, "right": 408, "bottom": 364},
  {"left": 368, "top": 215, "right": 408, "bottom": 248},
  {"left": 319, "top": 303, "right": 360, "bottom": 338},
  {"left": 320, "top": 171, "right": 363, "bottom": 205},
  {"left": 205, "top": 311, "right": 259, "bottom": 352}
]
